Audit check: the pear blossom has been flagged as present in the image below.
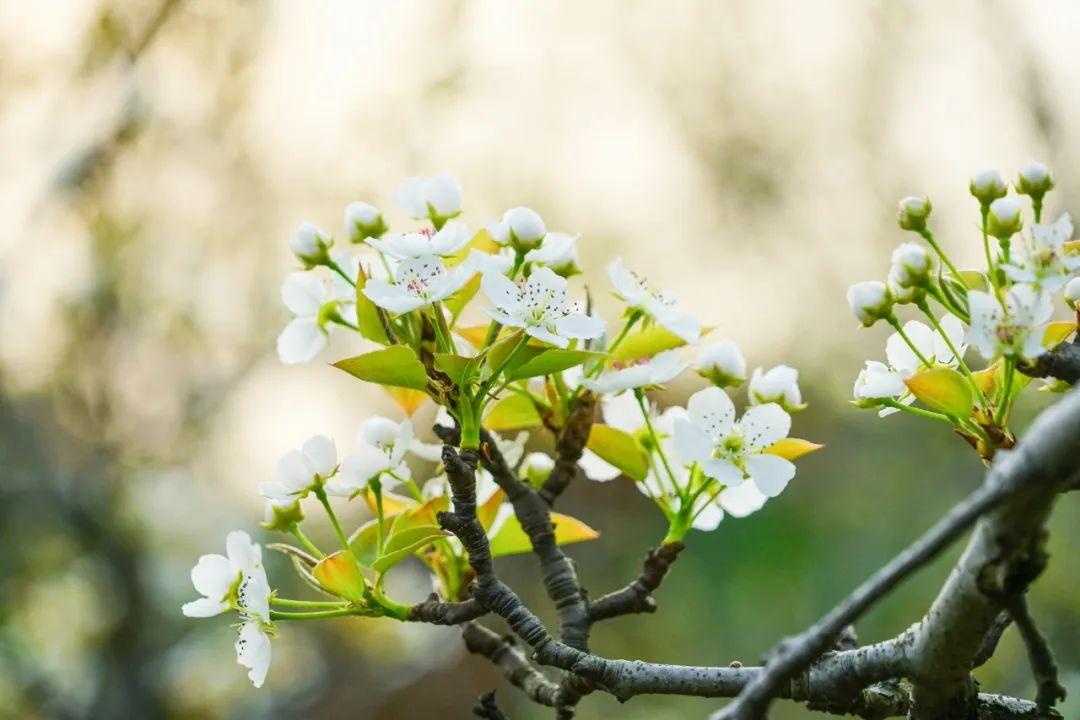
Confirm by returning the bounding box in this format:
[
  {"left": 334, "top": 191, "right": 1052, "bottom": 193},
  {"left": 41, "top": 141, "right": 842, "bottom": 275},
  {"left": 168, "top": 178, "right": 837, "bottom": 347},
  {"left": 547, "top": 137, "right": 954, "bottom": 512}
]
[
  {"left": 329, "top": 417, "right": 414, "bottom": 494},
  {"left": 481, "top": 266, "right": 604, "bottom": 348},
  {"left": 583, "top": 349, "right": 687, "bottom": 394},
  {"left": 259, "top": 435, "right": 338, "bottom": 504},
  {"left": 290, "top": 222, "right": 332, "bottom": 266},
  {"left": 181, "top": 531, "right": 273, "bottom": 688},
  {"left": 890, "top": 243, "right": 932, "bottom": 288},
  {"left": 1000, "top": 213, "right": 1080, "bottom": 295},
  {"left": 748, "top": 365, "right": 805, "bottom": 412},
  {"left": 276, "top": 272, "right": 356, "bottom": 364},
  {"left": 673, "top": 387, "right": 795, "bottom": 497},
  {"left": 525, "top": 232, "right": 580, "bottom": 275},
  {"left": 487, "top": 207, "right": 546, "bottom": 250},
  {"left": 1065, "top": 276, "right": 1080, "bottom": 305},
  {"left": 362, "top": 254, "right": 477, "bottom": 314},
  {"left": 988, "top": 197, "right": 1022, "bottom": 238},
  {"left": 885, "top": 316, "right": 967, "bottom": 375},
  {"left": 897, "top": 196, "right": 931, "bottom": 231},
  {"left": 393, "top": 174, "right": 463, "bottom": 221},
  {"left": 681, "top": 478, "right": 772, "bottom": 531},
  {"left": 344, "top": 201, "right": 386, "bottom": 242},
  {"left": 966, "top": 286, "right": 1052, "bottom": 362},
  {"left": 607, "top": 258, "right": 700, "bottom": 343},
  {"left": 846, "top": 281, "right": 892, "bottom": 327},
  {"left": 970, "top": 169, "right": 1007, "bottom": 203},
  {"left": 852, "top": 360, "right": 906, "bottom": 402},
  {"left": 695, "top": 340, "right": 746, "bottom": 388},
  {"left": 366, "top": 222, "right": 472, "bottom": 259}
]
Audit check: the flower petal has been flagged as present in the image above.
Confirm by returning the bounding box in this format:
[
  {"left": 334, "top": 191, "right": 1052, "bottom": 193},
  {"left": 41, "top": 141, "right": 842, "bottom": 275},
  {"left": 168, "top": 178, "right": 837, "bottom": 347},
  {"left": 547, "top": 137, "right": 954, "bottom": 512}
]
[
  {"left": 556, "top": 313, "right": 605, "bottom": 340},
  {"left": 277, "top": 450, "right": 315, "bottom": 492},
  {"left": 481, "top": 271, "right": 522, "bottom": 313},
  {"left": 673, "top": 418, "right": 714, "bottom": 464},
  {"left": 235, "top": 621, "right": 272, "bottom": 688},
  {"left": 190, "top": 553, "right": 234, "bottom": 600},
  {"left": 700, "top": 457, "right": 744, "bottom": 486},
  {"left": 686, "top": 386, "right": 736, "bottom": 441},
  {"left": 362, "top": 279, "right": 425, "bottom": 314},
  {"left": 302, "top": 435, "right": 337, "bottom": 477},
  {"left": 182, "top": 597, "right": 230, "bottom": 618},
  {"left": 225, "top": 531, "right": 262, "bottom": 575},
  {"left": 276, "top": 317, "right": 326, "bottom": 365},
  {"left": 740, "top": 403, "right": 791, "bottom": 452},
  {"left": 719, "top": 481, "right": 768, "bottom": 517},
  {"left": 281, "top": 272, "right": 326, "bottom": 316},
  {"left": 578, "top": 448, "right": 622, "bottom": 481},
  {"left": 745, "top": 454, "right": 795, "bottom": 497}
]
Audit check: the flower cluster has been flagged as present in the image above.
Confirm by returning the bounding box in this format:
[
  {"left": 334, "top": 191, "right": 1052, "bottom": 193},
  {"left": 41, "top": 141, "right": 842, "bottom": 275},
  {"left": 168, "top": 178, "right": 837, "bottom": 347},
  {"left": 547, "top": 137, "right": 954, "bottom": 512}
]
[
  {"left": 184, "top": 174, "right": 819, "bottom": 687},
  {"left": 847, "top": 164, "right": 1079, "bottom": 459}
]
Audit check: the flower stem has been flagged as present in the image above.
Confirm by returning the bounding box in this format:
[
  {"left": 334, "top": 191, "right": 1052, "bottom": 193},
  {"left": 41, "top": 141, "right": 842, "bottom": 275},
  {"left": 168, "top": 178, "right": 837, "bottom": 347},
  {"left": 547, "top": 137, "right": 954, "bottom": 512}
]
[
  {"left": 326, "top": 259, "right": 355, "bottom": 287},
  {"left": 477, "top": 332, "right": 530, "bottom": 402},
  {"left": 289, "top": 523, "right": 324, "bottom": 559},
  {"left": 879, "top": 398, "right": 953, "bottom": 424},
  {"left": 926, "top": 284, "right": 969, "bottom": 323},
  {"left": 314, "top": 487, "right": 351, "bottom": 551},
  {"left": 372, "top": 583, "right": 410, "bottom": 620},
  {"left": 915, "top": 299, "right": 987, "bottom": 407},
  {"left": 979, "top": 206, "right": 1001, "bottom": 294},
  {"left": 887, "top": 316, "right": 933, "bottom": 369},
  {"left": 918, "top": 227, "right": 963, "bottom": 280},
  {"left": 429, "top": 303, "right": 455, "bottom": 354},
  {"left": 271, "top": 597, "right": 347, "bottom": 609},
  {"left": 635, "top": 389, "right": 682, "bottom": 499},
  {"left": 371, "top": 477, "right": 386, "bottom": 557},
  {"left": 269, "top": 608, "right": 360, "bottom": 621},
  {"left": 995, "top": 360, "right": 1015, "bottom": 426}
]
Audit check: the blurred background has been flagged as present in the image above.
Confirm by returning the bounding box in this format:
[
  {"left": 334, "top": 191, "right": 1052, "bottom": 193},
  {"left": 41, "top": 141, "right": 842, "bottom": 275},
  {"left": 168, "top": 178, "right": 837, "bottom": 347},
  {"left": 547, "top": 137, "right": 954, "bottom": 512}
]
[{"left": 2, "top": 1, "right": 1079, "bottom": 718}]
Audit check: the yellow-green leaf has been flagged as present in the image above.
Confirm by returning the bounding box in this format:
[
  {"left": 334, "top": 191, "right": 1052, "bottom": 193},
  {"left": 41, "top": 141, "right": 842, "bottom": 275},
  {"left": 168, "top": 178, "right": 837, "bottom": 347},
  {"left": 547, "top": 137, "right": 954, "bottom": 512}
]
[
  {"left": 904, "top": 367, "right": 974, "bottom": 418},
  {"left": 435, "top": 353, "right": 474, "bottom": 386},
  {"left": 313, "top": 551, "right": 368, "bottom": 603},
  {"left": 334, "top": 345, "right": 430, "bottom": 391},
  {"left": 951, "top": 270, "right": 988, "bottom": 291},
  {"left": 348, "top": 516, "right": 385, "bottom": 567},
  {"left": 506, "top": 349, "right": 603, "bottom": 380},
  {"left": 383, "top": 387, "right": 429, "bottom": 416},
  {"left": 1065, "top": 239, "right": 1080, "bottom": 255},
  {"left": 372, "top": 525, "right": 449, "bottom": 573},
  {"left": 484, "top": 393, "right": 543, "bottom": 431},
  {"left": 1043, "top": 321, "right": 1077, "bottom": 349},
  {"left": 354, "top": 264, "right": 391, "bottom": 344},
  {"left": 972, "top": 363, "right": 999, "bottom": 395},
  {"left": 456, "top": 325, "right": 490, "bottom": 348},
  {"left": 488, "top": 512, "right": 599, "bottom": 558},
  {"left": 478, "top": 489, "right": 505, "bottom": 531},
  {"left": 586, "top": 424, "right": 649, "bottom": 482},
  {"left": 611, "top": 324, "right": 688, "bottom": 362},
  {"left": 764, "top": 438, "right": 823, "bottom": 461}
]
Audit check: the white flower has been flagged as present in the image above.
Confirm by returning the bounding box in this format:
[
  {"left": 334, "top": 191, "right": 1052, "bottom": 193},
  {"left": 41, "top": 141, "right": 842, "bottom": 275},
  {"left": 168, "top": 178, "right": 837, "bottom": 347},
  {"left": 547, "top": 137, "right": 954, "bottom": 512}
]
[
  {"left": 344, "top": 201, "right": 385, "bottom": 242},
  {"left": 988, "top": 197, "right": 1023, "bottom": 237},
  {"left": 890, "top": 242, "right": 931, "bottom": 288},
  {"left": 681, "top": 479, "right": 772, "bottom": 531},
  {"left": 897, "top": 196, "right": 931, "bottom": 230},
  {"left": 277, "top": 273, "right": 332, "bottom": 364},
  {"left": 1016, "top": 162, "right": 1053, "bottom": 196},
  {"left": 966, "top": 286, "right": 1052, "bottom": 362},
  {"left": 584, "top": 349, "right": 687, "bottom": 394},
  {"left": 182, "top": 531, "right": 273, "bottom": 688},
  {"left": 607, "top": 258, "right": 700, "bottom": 343},
  {"left": 885, "top": 316, "right": 967, "bottom": 375},
  {"left": 393, "top": 174, "right": 463, "bottom": 221},
  {"left": 259, "top": 435, "right": 338, "bottom": 504},
  {"left": 748, "top": 365, "right": 805, "bottom": 411},
  {"left": 487, "top": 207, "right": 546, "bottom": 250},
  {"left": 970, "top": 169, "right": 1007, "bottom": 203},
  {"left": 290, "top": 222, "right": 332, "bottom": 265},
  {"left": 366, "top": 222, "right": 472, "bottom": 259},
  {"left": 524, "top": 232, "right": 580, "bottom": 275},
  {"left": 852, "top": 360, "right": 906, "bottom": 401},
  {"left": 481, "top": 266, "right": 604, "bottom": 348},
  {"left": 1000, "top": 213, "right": 1080, "bottom": 294},
  {"left": 695, "top": 340, "right": 747, "bottom": 387},
  {"left": 846, "top": 281, "right": 892, "bottom": 327},
  {"left": 1066, "top": 276, "right": 1080, "bottom": 304},
  {"left": 329, "top": 417, "right": 413, "bottom": 494},
  {"left": 673, "top": 387, "right": 795, "bottom": 497},
  {"left": 362, "top": 254, "right": 476, "bottom": 314}
]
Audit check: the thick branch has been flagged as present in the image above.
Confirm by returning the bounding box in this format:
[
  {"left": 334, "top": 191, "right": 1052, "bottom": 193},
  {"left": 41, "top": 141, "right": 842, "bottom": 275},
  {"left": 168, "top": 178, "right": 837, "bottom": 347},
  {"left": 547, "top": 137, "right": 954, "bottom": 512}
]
[
  {"left": 462, "top": 622, "right": 563, "bottom": 708},
  {"left": 473, "top": 691, "right": 511, "bottom": 720},
  {"left": 1019, "top": 337, "right": 1080, "bottom": 384},
  {"left": 587, "top": 542, "right": 684, "bottom": 622},
  {"left": 1005, "top": 594, "right": 1066, "bottom": 713},
  {"left": 407, "top": 593, "right": 488, "bottom": 625},
  {"left": 538, "top": 391, "right": 596, "bottom": 505},
  {"left": 713, "top": 385, "right": 1080, "bottom": 720}
]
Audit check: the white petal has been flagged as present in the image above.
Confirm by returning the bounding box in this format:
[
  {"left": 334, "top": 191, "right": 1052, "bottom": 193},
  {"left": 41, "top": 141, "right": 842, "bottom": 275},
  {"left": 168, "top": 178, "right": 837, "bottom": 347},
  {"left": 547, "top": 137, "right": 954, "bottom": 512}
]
[
  {"left": 363, "top": 279, "right": 426, "bottom": 313},
  {"left": 673, "top": 418, "right": 714, "bottom": 463},
  {"left": 607, "top": 257, "right": 644, "bottom": 305},
  {"left": 226, "top": 531, "right": 261, "bottom": 575},
  {"left": 281, "top": 272, "right": 326, "bottom": 316},
  {"left": 338, "top": 445, "right": 389, "bottom": 490},
  {"left": 481, "top": 271, "right": 522, "bottom": 313},
  {"left": 659, "top": 313, "right": 700, "bottom": 344},
  {"left": 431, "top": 221, "right": 471, "bottom": 255},
  {"left": 276, "top": 317, "right": 326, "bottom": 365},
  {"left": 700, "top": 457, "right": 744, "bottom": 486},
  {"left": 526, "top": 325, "right": 569, "bottom": 348},
  {"left": 745, "top": 454, "right": 795, "bottom": 497},
  {"left": 190, "top": 554, "right": 234, "bottom": 600},
  {"left": 601, "top": 391, "right": 646, "bottom": 433},
  {"left": 646, "top": 349, "right": 688, "bottom": 385},
  {"left": 182, "top": 597, "right": 230, "bottom": 618},
  {"left": 739, "top": 403, "right": 791, "bottom": 452},
  {"left": 578, "top": 449, "right": 621, "bottom": 481},
  {"left": 556, "top": 313, "right": 605, "bottom": 340},
  {"left": 410, "top": 438, "right": 444, "bottom": 462},
  {"left": 1021, "top": 329, "right": 1047, "bottom": 361},
  {"left": 426, "top": 173, "right": 463, "bottom": 217},
  {"left": 691, "top": 501, "right": 724, "bottom": 531},
  {"left": 235, "top": 621, "right": 272, "bottom": 688},
  {"left": 686, "top": 386, "right": 736, "bottom": 441},
  {"left": 277, "top": 449, "right": 315, "bottom": 492},
  {"left": 719, "top": 482, "right": 768, "bottom": 517},
  {"left": 302, "top": 435, "right": 337, "bottom": 477},
  {"left": 390, "top": 420, "right": 414, "bottom": 467},
  {"left": 257, "top": 481, "right": 291, "bottom": 503},
  {"left": 933, "top": 315, "right": 967, "bottom": 363},
  {"left": 392, "top": 177, "right": 430, "bottom": 218}
]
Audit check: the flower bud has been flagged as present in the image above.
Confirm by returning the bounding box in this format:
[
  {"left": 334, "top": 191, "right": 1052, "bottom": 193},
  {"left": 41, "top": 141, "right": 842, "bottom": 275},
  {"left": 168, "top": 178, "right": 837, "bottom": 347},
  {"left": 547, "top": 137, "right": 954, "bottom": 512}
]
[
  {"left": 987, "top": 197, "right": 1023, "bottom": 238},
  {"left": 1065, "top": 276, "right": 1080, "bottom": 306},
  {"left": 345, "top": 201, "right": 387, "bottom": 242},
  {"left": 887, "top": 266, "right": 923, "bottom": 305},
  {"left": 889, "top": 242, "right": 931, "bottom": 288},
  {"left": 521, "top": 452, "right": 555, "bottom": 487},
  {"left": 969, "top": 169, "right": 1007, "bottom": 204},
  {"left": 261, "top": 498, "right": 304, "bottom": 532},
  {"left": 846, "top": 281, "right": 893, "bottom": 327},
  {"left": 897, "top": 196, "right": 932, "bottom": 231},
  {"left": 393, "top": 173, "right": 463, "bottom": 222},
  {"left": 290, "top": 222, "right": 332, "bottom": 267},
  {"left": 749, "top": 365, "right": 806, "bottom": 412},
  {"left": 1016, "top": 162, "right": 1054, "bottom": 198},
  {"left": 489, "top": 207, "right": 546, "bottom": 251},
  {"left": 694, "top": 340, "right": 747, "bottom": 388}
]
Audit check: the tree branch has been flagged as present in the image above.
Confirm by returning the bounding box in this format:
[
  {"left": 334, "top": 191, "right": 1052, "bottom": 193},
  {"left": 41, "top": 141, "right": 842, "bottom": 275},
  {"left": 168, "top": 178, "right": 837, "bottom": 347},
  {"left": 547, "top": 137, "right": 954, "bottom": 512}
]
[
  {"left": 462, "top": 622, "right": 563, "bottom": 708},
  {"left": 407, "top": 593, "right": 488, "bottom": 625},
  {"left": 1005, "top": 594, "right": 1066, "bottom": 713},
  {"left": 587, "top": 542, "right": 685, "bottom": 622},
  {"left": 538, "top": 391, "right": 596, "bottom": 506},
  {"left": 1019, "top": 337, "right": 1080, "bottom": 384},
  {"left": 473, "top": 690, "right": 511, "bottom": 720}
]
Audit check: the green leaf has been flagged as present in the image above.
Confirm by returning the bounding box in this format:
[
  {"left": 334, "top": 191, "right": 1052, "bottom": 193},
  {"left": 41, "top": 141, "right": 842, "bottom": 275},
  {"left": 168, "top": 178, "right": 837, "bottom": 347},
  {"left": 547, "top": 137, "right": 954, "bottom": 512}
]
[
  {"left": 612, "top": 324, "right": 703, "bottom": 362},
  {"left": 372, "top": 525, "right": 449, "bottom": 573},
  {"left": 488, "top": 511, "right": 599, "bottom": 558},
  {"left": 348, "top": 516, "right": 389, "bottom": 567},
  {"left": 354, "top": 264, "right": 391, "bottom": 344},
  {"left": 334, "top": 345, "right": 430, "bottom": 391},
  {"left": 904, "top": 368, "right": 974, "bottom": 418},
  {"left": 585, "top": 424, "right": 649, "bottom": 482},
  {"left": 506, "top": 349, "right": 603, "bottom": 380},
  {"left": 484, "top": 393, "right": 543, "bottom": 431},
  {"left": 951, "top": 270, "right": 989, "bottom": 291},
  {"left": 435, "top": 353, "right": 474, "bottom": 386},
  {"left": 486, "top": 333, "right": 539, "bottom": 372},
  {"left": 313, "top": 551, "right": 368, "bottom": 603}
]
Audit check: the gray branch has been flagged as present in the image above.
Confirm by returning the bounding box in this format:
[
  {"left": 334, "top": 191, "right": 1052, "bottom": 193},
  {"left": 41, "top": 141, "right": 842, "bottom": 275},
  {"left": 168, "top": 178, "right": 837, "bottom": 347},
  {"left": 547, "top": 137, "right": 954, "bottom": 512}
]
[
  {"left": 1006, "top": 594, "right": 1066, "bottom": 712},
  {"left": 462, "top": 622, "right": 563, "bottom": 708}
]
